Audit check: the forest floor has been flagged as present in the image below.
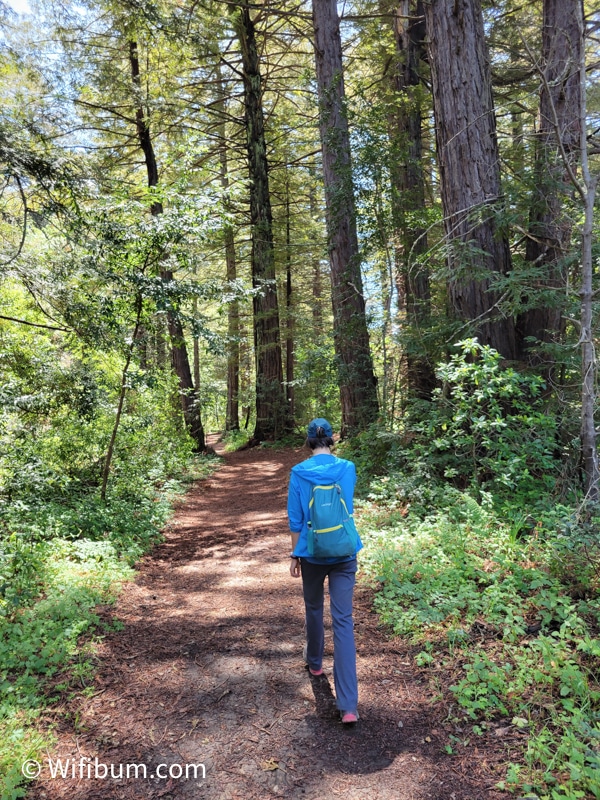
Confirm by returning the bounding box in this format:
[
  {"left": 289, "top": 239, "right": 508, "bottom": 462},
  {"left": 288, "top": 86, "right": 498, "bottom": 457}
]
[{"left": 28, "top": 440, "right": 509, "bottom": 800}]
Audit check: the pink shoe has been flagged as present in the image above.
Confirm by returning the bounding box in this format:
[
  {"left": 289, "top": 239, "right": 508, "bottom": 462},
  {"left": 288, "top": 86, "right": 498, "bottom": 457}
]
[
  {"left": 309, "top": 667, "right": 324, "bottom": 676},
  {"left": 341, "top": 711, "right": 358, "bottom": 724}
]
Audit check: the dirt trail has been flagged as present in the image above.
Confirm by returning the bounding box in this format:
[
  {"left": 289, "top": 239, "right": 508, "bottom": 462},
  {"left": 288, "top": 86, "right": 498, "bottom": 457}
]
[{"left": 30, "top": 442, "right": 503, "bottom": 800}]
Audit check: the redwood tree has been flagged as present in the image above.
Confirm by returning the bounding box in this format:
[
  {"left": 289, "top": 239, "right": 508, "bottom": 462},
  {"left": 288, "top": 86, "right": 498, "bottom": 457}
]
[
  {"left": 232, "top": 3, "right": 288, "bottom": 441},
  {"left": 424, "top": 0, "right": 516, "bottom": 359},
  {"left": 311, "top": 0, "right": 379, "bottom": 435},
  {"left": 215, "top": 65, "right": 240, "bottom": 432},
  {"left": 516, "top": 0, "right": 582, "bottom": 363},
  {"left": 387, "top": 0, "right": 435, "bottom": 397}
]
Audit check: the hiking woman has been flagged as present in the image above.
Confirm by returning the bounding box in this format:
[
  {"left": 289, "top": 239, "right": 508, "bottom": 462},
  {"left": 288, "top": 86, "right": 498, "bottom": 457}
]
[{"left": 287, "top": 418, "right": 362, "bottom": 724}]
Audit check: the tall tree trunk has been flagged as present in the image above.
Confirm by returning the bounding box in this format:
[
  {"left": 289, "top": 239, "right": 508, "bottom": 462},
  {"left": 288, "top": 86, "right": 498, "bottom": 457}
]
[
  {"left": 373, "top": 166, "right": 393, "bottom": 415},
  {"left": 387, "top": 0, "right": 435, "bottom": 398},
  {"left": 510, "top": 44, "right": 526, "bottom": 178},
  {"left": 580, "top": 174, "right": 598, "bottom": 502},
  {"left": 567, "top": 1, "right": 597, "bottom": 501},
  {"left": 129, "top": 40, "right": 205, "bottom": 451},
  {"left": 224, "top": 219, "right": 240, "bottom": 433},
  {"left": 309, "top": 175, "right": 327, "bottom": 411},
  {"left": 311, "top": 0, "right": 379, "bottom": 436},
  {"left": 309, "top": 175, "right": 324, "bottom": 335},
  {"left": 285, "top": 173, "right": 295, "bottom": 419},
  {"left": 216, "top": 66, "right": 240, "bottom": 432},
  {"left": 424, "top": 0, "right": 516, "bottom": 359},
  {"left": 233, "top": 4, "right": 288, "bottom": 441},
  {"left": 517, "top": 0, "right": 582, "bottom": 362},
  {"left": 193, "top": 295, "right": 200, "bottom": 398},
  {"left": 101, "top": 293, "right": 144, "bottom": 502}
]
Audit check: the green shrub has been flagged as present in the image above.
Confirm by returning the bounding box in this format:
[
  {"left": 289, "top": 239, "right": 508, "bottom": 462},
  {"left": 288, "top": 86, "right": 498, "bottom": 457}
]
[
  {"left": 221, "top": 428, "right": 252, "bottom": 451},
  {"left": 410, "top": 338, "right": 560, "bottom": 498}
]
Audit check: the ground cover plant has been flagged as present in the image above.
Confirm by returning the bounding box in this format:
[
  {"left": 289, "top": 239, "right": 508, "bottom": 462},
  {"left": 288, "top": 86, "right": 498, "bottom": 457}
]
[
  {"left": 359, "top": 494, "right": 600, "bottom": 799},
  {"left": 346, "top": 343, "right": 600, "bottom": 800}
]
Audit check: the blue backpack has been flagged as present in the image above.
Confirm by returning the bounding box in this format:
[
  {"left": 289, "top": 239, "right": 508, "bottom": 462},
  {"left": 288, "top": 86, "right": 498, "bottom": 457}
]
[{"left": 307, "top": 483, "right": 359, "bottom": 559}]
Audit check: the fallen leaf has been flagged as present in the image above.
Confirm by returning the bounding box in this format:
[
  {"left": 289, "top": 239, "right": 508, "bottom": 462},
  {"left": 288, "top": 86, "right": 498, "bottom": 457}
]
[{"left": 261, "top": 759, "right": 279, "bottom": 771}]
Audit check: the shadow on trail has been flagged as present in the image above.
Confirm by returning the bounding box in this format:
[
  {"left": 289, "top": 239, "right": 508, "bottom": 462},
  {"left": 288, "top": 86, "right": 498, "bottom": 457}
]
[{"left": 307, "top": 672, "right": 338, "bottom": 719}]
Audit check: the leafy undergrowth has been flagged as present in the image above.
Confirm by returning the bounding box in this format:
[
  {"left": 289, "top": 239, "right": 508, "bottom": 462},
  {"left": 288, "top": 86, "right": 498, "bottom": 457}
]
[
  {"left": 0, "top": 455, "right": 220, "bottom": 800},
  {"left": 220, "top": 429, "right": 306, "bottom": 452},
  {"left": 358, "top": 485, "right": 600, "bottom": 800},
  {"left": 220, "top": 428, "right": 254, "bottom": 452}
]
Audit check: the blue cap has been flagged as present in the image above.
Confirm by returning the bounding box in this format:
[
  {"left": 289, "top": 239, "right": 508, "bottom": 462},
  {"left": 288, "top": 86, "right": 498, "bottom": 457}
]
[{"left": 307, "top": 418, "right": 333, "bottom": 438}]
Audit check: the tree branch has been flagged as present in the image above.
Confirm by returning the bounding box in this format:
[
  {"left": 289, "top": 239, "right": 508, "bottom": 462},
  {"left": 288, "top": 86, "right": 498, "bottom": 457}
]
[{"left": 0, "top": 314, "right": 69, "bottom": 332}]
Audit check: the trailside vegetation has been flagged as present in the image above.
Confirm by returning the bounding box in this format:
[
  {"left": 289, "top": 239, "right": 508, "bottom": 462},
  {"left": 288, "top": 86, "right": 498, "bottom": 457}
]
[
  {"left": 0, "top": 0, "right": 598, "bottom": 797},
  {"left": 342, "top": 340, "right": 599, "bottom": 800}
]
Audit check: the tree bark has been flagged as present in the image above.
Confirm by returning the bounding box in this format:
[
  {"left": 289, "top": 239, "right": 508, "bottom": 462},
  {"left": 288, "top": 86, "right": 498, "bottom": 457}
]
[
  {"left": 285, "top": 173, "right": 295, "bottom": 419},
  {"left": 572, "top": 1, "right": 598, "bottom": 502},
  {"left": 224, "top": 221, "right": 240, "bottom": 433},
  {"left": 311, "top": 0, "right": 379, "bottom": 436},
  {"left": 193, "top": 295, "right": 200, "bottom": 400},
  {"left": 517, "top": 0, "right": 582, "bottom": 362},
  {"left": 580, "top": 176, "right": 598, "bottom": 502},
  {"left": 387, "top": 0, "right": 435, "bottom": 398},
  {"left": 424, "top": 0, "right": 516, "bottom": 359},
  {"left": 129, "top": 40, "right": 205, "bottom": 451},
  {"left": 216, "top": 66, "right": 240, "bottom": 432},
  {"left": 233, "top": 4, "right": 288, "bottom": 441},
  {"left": 308, "top": 175, "right": 328, "bottom": 411},
  {"left": 309, "top": 174, "right": 324, "bottom": 335}
]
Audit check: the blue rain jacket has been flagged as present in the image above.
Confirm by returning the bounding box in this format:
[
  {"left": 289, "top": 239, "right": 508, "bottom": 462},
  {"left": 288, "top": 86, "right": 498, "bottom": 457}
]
[{"left": 287, "top": 453, "right": 363, "bottom": 563}]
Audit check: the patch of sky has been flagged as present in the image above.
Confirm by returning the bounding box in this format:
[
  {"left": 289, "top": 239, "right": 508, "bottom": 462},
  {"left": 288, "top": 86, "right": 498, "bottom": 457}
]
[{"left": 4, "top": 0, "right": 30, "bottom": 14}]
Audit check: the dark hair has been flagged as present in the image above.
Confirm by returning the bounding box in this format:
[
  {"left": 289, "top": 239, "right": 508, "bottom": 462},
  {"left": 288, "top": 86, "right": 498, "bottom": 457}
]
[
  {"left": 306, "top": 425, "right": 334, "bottom": 450},
  {"left": 307, "top": 437, "right": 334, "bottom": 450}
]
